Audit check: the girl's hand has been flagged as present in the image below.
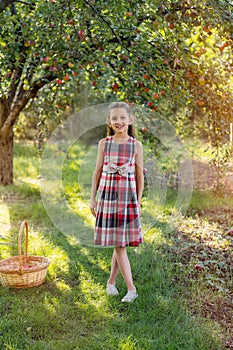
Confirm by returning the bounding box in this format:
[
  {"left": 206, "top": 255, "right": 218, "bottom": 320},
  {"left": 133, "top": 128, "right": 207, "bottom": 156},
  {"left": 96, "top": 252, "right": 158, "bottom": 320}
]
[
  {"left": 138, "top": 202, "right": 142, "bottom": 216},
  {"left": 90, "top": 199, "right": 97, "bottom": 217}
]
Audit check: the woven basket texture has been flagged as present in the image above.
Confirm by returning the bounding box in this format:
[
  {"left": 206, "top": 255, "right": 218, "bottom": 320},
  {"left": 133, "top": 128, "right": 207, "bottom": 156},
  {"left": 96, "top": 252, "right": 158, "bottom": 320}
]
[{"left": 0, "top": 221, "right": 49, "bottom": 288}]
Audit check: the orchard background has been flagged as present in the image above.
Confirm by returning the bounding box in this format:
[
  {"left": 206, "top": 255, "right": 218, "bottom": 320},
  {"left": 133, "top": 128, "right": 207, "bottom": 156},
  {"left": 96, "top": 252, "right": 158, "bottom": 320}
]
[{"left": 0, "top": 0, "right": 232, "bottom": 185}]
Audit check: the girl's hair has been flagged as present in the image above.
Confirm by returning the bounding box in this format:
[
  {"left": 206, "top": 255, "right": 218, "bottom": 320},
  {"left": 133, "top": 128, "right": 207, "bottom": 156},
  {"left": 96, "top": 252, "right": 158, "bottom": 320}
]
[{"left": 107, "top": 102, "right": 136, "bottom": 137}]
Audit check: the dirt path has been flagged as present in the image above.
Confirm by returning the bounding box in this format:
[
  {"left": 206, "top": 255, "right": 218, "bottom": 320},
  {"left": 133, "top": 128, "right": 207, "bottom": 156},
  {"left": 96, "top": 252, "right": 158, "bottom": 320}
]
[{"left": 173, "top": 206, "right": 233, "bottom": 349}]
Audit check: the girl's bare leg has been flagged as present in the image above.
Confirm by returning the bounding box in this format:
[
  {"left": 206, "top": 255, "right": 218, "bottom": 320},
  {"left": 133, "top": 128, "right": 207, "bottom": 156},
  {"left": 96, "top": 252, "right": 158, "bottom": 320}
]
[
  {"left": 113, "top": 247, "right": 136, "bottom": 292},
  {"left": 107, "top": 250, "right": 120, "bottom": 286}
]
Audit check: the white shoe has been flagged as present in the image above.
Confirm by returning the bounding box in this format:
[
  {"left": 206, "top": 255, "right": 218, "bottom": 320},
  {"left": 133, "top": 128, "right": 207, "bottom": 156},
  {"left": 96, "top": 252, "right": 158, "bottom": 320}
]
[
  {"left": 106, "top": 284, "right": 119, "bottom": 296},
  {"left": 121, "top": 290, "right": 138, "bottom": 303}
]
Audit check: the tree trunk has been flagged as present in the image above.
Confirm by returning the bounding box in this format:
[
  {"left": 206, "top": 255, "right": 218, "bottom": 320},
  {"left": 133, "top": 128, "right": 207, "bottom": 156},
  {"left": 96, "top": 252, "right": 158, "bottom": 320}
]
[{"left": 0, "top": 129, "right": 14, "bottom": 185}]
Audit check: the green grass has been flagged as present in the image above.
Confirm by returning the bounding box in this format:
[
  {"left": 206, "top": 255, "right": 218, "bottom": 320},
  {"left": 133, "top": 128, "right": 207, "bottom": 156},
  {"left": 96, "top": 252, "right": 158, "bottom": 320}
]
[{"left": 0, "top": 141, "right": 231, "bottom": 349}]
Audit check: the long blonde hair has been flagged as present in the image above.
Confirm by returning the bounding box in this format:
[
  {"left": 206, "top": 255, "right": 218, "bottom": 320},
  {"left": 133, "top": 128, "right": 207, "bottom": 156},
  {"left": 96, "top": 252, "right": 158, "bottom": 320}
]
[{"left": 107, "top": 102, "right": 136, "bottom": 137}]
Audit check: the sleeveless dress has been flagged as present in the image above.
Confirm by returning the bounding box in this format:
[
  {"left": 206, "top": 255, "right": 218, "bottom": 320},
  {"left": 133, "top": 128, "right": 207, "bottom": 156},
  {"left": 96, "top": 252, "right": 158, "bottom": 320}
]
[{"left": 94, "top": 136, "right": 143, "bottom": 247}]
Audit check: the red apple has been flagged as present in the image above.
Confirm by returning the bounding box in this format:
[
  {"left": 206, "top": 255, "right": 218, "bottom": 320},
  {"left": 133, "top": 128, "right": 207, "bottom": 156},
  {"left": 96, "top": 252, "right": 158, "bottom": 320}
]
[
  {"left": 147, "top": 101, "right": 153, "bottom": 107},
  {"left": 223, "top": 41, "right": 229, "bottom": 48},
  {"left": 56, "top": 79, "right": 63, "bottom": 85},
  {"left": 196, "top": 52, "right": 202, "bottom": 58},
  {"left": 112, "top": 83, "right": 119, "bottom": 90},
  {"left": 195, "top": 264, "right": 204, "bottom": 270},
  {"left": 143, "top": 74, "right": 150, "bottom": 80},
  {"left": 168, "top": 22, "right": 175, "bottom": 29},
  {"left": 72, "top": 71, "right": 78, "bottom": 76},
  {"left": 153, "top": 93, "right": 159, "bottom": 99},
  {"left": 219, "top": 45, "right": 225, "bottom": 52},
  {"left": 160, "top": 90, "right": 165, "bottom": 96},
  {"left": 203, "top": 26, "right": 211, "bottom": 33},
  {"left": 67, "top": 19, "right": 74, "bottom": 25},
  {"left": 196, "top": 100, "right": 205, "bottom": 107},
  {"left": 63, "top": 75, "right": 70, "bottom": 81},
  {"left": 78, "top": 30, "right": 85, "bottom": 38}
]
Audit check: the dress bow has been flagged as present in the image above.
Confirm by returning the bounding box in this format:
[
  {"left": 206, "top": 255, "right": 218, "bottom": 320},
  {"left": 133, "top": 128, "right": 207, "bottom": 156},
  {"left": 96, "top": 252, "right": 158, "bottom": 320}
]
[{"left": 105, "top": 162, "right": 134, "bottom": 177}]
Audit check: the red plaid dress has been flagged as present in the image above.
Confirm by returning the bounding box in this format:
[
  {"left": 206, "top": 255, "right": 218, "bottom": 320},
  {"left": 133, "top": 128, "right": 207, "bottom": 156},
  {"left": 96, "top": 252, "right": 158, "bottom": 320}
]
[{"left": 94, "top": 136, "right": 143, "bottom": 247}]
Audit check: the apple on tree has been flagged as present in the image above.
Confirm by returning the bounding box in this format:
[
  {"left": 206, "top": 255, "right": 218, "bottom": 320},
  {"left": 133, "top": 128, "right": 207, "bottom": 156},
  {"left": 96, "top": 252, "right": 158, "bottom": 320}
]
[
  {"left": 112, "top": 83, "right": 119, "bottom": 91},
  {"left": 56, "top": 79, "right": 63, "bottom": 85}
]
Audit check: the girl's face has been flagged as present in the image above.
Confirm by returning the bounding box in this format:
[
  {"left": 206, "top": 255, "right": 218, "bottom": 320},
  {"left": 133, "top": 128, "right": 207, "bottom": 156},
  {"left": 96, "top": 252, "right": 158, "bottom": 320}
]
[{"left": 109, "top": 108, "right": 132, "bottom": 135}]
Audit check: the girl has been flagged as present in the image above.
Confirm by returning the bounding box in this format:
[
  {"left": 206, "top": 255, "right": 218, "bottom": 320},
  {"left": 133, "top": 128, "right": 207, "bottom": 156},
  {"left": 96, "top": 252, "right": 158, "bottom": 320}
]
[{"left": 90, "top": 102, "right": 144, "bottom": 303}]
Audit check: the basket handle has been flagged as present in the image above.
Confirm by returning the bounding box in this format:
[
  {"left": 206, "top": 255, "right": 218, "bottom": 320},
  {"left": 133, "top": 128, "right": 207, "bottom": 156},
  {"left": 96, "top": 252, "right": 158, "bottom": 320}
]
[{"left": 18, "top": 221, "right": 29, "bottom": 274}]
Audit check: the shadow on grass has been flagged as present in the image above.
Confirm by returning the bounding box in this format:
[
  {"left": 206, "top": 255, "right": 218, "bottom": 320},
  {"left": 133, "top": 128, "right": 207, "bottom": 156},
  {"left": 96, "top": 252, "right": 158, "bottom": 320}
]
[
  {"left": 0, "top": 238, "right": 222, "bottom": 350},
  {"left": 0, "top": 182, "right": 225, "bottom": 349}
]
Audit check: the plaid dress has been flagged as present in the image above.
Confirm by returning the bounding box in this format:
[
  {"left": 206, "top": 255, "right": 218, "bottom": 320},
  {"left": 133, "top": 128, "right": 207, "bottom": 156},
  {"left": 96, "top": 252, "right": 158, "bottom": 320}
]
[{"left": 94, "top": 136, "right": 143, "bottom": 247}]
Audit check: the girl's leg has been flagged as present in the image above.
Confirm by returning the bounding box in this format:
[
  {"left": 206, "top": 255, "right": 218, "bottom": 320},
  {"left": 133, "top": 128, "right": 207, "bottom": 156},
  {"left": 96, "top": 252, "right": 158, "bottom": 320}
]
[
  {"left": 107, "top": 249, "right": 120, "bottom": 286},
  {"left": 114, "top": 247, "right": 136, "bottom": 292}
]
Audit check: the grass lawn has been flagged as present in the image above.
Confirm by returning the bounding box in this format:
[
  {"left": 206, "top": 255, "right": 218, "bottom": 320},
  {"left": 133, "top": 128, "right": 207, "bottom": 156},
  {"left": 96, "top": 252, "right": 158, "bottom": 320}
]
[{"left": 0, "top": 141, "right": 232, "bottom": 350}]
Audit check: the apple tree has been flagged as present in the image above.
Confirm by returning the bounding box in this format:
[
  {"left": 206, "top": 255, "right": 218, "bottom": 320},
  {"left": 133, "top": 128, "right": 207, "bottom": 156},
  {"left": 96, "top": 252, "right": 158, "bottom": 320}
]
[
  {"left": 0, "top": 0, "right": 232, "bottom": 185},
  {"left": 0, "top": 0, "right": 171, "bottom": 185}
]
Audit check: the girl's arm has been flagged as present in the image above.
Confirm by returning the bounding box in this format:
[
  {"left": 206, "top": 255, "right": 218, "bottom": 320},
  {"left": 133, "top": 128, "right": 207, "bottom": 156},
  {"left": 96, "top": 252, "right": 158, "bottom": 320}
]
[
  {"left": 135, "top": 140, "right": 144, "bottom": 206},
  {"left": 90, "top": 138, "right": 105, "bottom": 217}
]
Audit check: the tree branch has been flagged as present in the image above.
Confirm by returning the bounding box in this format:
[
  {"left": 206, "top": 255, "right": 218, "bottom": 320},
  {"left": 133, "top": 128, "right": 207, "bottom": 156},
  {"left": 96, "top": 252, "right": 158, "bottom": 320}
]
[
  {"left": 2, "top": 72, "right": 57, "bottom": 136},
  {"left": 83, "top": 0, "right": 124, "bottom": 46},
  {"left": 7, "top": 1, "right": 33, "bottom": 106},
  {"left": 0, "top": 0, "right": 16, "bottom": 12}
]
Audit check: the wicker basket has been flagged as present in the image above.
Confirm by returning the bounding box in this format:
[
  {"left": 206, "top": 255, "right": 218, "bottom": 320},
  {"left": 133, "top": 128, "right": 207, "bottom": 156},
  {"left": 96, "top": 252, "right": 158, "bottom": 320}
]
[{"left": 0, "top": 221, "right": 50, "bottom": 288}]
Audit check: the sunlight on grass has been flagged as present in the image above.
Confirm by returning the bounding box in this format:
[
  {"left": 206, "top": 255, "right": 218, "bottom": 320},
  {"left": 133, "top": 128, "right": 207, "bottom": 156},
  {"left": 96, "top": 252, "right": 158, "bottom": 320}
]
[
  {"left": 14, "top": 142, "right": 40, "bottom": 180},
  {"left": 0, "top": 203, "right": 11, "bottom": 235},
  {"left": 44, "top": 295, "right": 61, "bottom": 314},
  {"left": 118, "top": 336, "right": 138, "bottom": 350},
  {"left": 55, "top": 280, "right": 72, "bottom": 292},
  {"left": 0, "top": 141, "right": 230, "bottom": 349},
  {"left": 70, "top": 198, "right": 95, "bottom": 228},
  {"left": 24, "top": 229, "right": 70, "bottom": 278}
]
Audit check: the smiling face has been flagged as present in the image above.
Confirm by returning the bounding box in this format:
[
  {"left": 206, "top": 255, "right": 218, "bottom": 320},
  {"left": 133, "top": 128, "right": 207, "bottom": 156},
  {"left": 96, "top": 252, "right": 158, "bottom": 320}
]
[{"left": 108, "top": 107, "right": 133, "bottom": 136}]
